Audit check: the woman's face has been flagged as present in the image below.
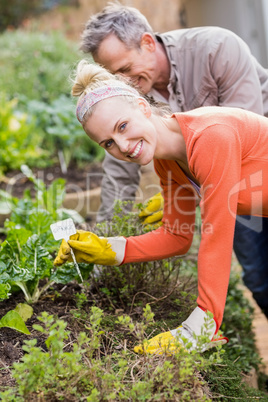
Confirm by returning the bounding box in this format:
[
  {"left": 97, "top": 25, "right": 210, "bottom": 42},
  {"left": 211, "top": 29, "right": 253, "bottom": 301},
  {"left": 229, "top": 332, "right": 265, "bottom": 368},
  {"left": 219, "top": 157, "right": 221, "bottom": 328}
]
[{"left": 84, "top": 97, "right": 157, "bottom": 166}]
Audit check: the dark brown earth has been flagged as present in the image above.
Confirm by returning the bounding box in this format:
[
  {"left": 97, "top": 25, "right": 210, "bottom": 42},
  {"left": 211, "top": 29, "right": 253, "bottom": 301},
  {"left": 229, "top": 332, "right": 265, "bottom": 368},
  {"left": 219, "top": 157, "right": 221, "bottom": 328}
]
[{"left": 0, "top": 161, "right": 103, "bottom": 199}]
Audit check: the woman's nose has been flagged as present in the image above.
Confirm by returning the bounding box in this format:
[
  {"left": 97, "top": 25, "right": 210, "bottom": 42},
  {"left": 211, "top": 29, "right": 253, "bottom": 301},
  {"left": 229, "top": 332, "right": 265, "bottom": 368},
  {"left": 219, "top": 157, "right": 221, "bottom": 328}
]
[{"left": 117, "top": 138, "right": 130, "bottom": 154}]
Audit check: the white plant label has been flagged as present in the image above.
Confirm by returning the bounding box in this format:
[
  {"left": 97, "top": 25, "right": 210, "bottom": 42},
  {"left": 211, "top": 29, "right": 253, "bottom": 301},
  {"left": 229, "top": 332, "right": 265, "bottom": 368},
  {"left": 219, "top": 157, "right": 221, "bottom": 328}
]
[
  {"left": 50, "top": 218, "right": 77, "bottom": 242},
  {"left": 50, "top": 218, "right": 83, "bottom": 282}
]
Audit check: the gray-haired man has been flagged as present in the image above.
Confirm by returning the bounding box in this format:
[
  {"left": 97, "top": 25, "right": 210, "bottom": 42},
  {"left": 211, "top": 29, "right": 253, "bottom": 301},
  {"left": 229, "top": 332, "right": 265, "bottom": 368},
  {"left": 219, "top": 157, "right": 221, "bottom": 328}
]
[{"left": 81, "top": 2, "right": 268, "bottom": 318}]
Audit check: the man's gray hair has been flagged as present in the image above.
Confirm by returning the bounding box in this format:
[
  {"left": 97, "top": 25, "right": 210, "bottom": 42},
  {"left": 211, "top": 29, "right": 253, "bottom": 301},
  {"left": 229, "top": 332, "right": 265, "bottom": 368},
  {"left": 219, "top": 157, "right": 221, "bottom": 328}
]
[{"left": 81, "top": 2, "right": 155, "bottom": 56}]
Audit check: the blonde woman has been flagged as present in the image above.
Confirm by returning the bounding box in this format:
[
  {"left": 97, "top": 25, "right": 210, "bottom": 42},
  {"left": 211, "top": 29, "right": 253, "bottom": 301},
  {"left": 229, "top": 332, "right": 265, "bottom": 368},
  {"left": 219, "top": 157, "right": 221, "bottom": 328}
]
[{"left": 55, "top": 60, "right": 268, "bottom": 354}]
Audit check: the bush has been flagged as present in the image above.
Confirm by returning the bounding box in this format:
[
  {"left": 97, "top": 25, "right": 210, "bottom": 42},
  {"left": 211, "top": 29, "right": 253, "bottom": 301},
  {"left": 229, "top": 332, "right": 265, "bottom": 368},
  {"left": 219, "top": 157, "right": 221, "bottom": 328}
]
[
  {"left": 0, "top": 30, "right": 84, "bottom": 102},
  {"left": 24, "top": 95, "right": 105, "bottom": 166},
  {"left": 0, "top": 94, "right": 49, "bottom": 177}
]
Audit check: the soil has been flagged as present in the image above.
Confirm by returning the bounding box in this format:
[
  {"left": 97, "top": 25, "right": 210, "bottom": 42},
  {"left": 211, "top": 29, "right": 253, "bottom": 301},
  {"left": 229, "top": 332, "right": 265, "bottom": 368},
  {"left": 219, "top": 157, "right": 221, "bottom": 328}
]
[{"left": 0, "top": 161, "right": 104, "bottom": 199}]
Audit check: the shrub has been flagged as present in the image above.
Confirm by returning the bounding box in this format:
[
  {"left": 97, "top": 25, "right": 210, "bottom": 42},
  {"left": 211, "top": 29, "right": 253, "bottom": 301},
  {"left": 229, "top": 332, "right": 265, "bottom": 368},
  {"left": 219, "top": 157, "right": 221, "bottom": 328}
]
[
  {"left": 0, "top": 30, "right": 83, "bottom": 102},
  {"left": 24, "top": 95, "right": 105, "bottom": 167},
  {"left": 0, "top": 95, "right": 49, "bottom": 177}
]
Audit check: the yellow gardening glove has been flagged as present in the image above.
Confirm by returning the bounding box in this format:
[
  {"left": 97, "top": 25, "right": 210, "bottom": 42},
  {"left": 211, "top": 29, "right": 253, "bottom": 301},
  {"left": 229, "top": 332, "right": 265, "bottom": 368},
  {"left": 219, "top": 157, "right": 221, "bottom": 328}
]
[
  {"left": 134, "top": 307, "right": 229, "bottom": 355},
  {"left": 139, "top": 192, "right": 164, "bottom": 226},
  {"left": 54, "top": 230, "right": 126, "bottom": 266}
]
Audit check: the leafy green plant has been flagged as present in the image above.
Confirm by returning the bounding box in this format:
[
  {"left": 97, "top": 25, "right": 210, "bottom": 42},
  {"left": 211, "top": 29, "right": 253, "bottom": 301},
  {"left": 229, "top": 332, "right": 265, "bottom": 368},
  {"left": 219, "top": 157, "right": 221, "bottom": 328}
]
[
  {"left": 0, "top": 231, "right": 54, "bottom": 303},
  {"left": 0, "top": 303, "right": 33, "bottom": 335},
  {"left": 0, "top": 30, "right": 82, "bottom": 102},
  {"left": 0, "top": 166, "right": 91, "bottom": 302},
  {"left": 0, "top": 283, "right": 11, "bottom": 301},
  {"left": 0, "top": 95, "right": 49, "bottom": 177},
  {"left": 24, "top": 95, "right": 105, "bottom": 167}
]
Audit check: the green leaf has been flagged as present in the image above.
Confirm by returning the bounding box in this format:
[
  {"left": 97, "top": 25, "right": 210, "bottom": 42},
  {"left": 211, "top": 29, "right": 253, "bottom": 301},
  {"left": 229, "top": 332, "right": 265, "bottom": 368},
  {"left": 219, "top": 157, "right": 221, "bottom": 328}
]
[
  {"left": 44, "top": 178, "right": 66, "bottom": 214},
  {"left": 14, "top": 303, "right": 33, "bottom": 322},
  {"left": 22, "top": 234, "right": 51, "bottom": 278},
  {"left": 0, "top": 283, "right": 11, "bottom": 301},
  {"left": 0, "top": 310, "right": 30, "bottom": 334},
  {"left": 51, "top": 263, "right": 93, "bottom": 284}
]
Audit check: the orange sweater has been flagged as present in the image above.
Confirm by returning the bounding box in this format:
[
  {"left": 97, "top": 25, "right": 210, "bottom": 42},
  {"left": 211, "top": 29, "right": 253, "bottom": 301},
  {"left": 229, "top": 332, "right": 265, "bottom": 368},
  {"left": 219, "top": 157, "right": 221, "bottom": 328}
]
[{"left": 124, "top": 106, "right": 268, "bottom": 327}]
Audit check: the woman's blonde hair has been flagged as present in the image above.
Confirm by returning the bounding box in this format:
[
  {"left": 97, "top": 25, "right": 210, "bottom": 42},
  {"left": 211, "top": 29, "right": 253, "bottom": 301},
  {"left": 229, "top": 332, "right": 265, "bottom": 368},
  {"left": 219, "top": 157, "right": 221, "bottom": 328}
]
[{"left": 72, "top": 59, "right": 118, "bottom": 97}]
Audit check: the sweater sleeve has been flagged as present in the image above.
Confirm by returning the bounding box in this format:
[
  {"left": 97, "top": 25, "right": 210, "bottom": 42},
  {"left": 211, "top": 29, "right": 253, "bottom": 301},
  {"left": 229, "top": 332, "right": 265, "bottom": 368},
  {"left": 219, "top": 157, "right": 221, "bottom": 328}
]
[
  {"left": 189, "top": 124, "right": 242, "bottom": 326},
  {"left": 123, "top": 163, "right": 196, "bottom": 263}
]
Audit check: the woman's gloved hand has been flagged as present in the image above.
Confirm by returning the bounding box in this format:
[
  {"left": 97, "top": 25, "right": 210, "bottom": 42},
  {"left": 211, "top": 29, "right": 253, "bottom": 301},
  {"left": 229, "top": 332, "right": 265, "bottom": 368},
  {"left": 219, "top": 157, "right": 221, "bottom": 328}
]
[
  {"left": 139, "top": 192, "right": 164, "bottom": 225},
  {"left": 134, "top": 307, "right": 229, "bottom": 355},
  {"left": 54, "top": 230, "right": 126, "bottom": 266}
]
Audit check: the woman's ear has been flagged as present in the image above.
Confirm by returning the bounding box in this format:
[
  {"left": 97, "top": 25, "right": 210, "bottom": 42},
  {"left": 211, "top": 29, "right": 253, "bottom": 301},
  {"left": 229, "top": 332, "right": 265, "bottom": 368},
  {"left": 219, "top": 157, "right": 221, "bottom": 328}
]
[{"left": 137, "top": 97, "right": 152, "bottom": 117}]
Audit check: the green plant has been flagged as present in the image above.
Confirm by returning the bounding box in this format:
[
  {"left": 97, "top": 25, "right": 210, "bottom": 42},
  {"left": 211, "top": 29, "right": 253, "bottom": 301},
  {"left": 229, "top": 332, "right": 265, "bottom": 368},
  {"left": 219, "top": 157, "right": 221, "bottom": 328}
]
[
  {"left": 0, "top": 166, "right": 92, "bottom": 302},
  {"left": 0, "top": 307, "right": 219, "bottom": 401},
  {"left": 221, "top": 271, "right": 263, "bottom": 374},
  {"left": 9, "top": 312, "right": 88, "bottom": 400},
  {"left": 92, "top": 201, "right": 196, "bottom": 320},
  {"left": 25, "top": 95, "right": 105, "bottom": 167},
  {"left": 0, "top": 30, "right": 82, "bottom": 102},
  {"left": 204, "top": 358, "right": 268, "bottom": 400},
  {"left": 0, "top": 303, "right": 33, "bottom": 334},
  {"left": 0, "top": 95, "right": 49, "bottom": 177},
  {"left": 0, "top": 283, "right": 11, "bottom": 301}
]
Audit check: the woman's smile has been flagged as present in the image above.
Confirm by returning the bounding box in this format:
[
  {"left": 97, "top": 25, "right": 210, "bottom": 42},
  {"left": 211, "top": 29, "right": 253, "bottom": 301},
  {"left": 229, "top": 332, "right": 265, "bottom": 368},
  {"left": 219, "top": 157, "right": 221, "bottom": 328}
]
[{"left": 128, "top": 140, "right": 143, "bottom": 159}]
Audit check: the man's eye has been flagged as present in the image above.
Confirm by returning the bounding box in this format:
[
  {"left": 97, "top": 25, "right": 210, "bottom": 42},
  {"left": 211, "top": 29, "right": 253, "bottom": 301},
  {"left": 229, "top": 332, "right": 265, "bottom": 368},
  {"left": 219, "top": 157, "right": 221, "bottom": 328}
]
[
  {"left": 119, "top": 67, "right": 130, "bottom": 74},
  {"left": 105, "top": 139, "right": 114, "bottom": 149}
]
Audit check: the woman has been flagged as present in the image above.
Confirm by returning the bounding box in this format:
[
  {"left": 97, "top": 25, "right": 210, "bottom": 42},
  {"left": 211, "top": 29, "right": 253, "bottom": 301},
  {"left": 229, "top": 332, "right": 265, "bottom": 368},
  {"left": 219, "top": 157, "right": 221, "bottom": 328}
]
[{"left": 55, "top": 60, "right": 268, "bottom": 354}]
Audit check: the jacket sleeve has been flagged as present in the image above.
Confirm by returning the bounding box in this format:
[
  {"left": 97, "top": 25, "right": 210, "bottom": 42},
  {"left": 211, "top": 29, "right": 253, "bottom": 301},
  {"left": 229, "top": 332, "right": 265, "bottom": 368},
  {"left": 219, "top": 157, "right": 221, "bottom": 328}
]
[
  {"left": 209, "top": 29, "right": 264, "bottom": 114},
  {"left": 189, "top": 124, "right": 242, "bottom": 326},
  {"left": 124, "top": 164, "right": 196, "bottom": 263}
]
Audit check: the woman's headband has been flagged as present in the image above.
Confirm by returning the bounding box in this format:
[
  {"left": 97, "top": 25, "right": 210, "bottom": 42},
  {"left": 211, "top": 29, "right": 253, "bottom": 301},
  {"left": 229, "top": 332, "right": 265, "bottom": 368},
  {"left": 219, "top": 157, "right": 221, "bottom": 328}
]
[{"left": 76, "top": 84, "right": 140, "bottom": 123}]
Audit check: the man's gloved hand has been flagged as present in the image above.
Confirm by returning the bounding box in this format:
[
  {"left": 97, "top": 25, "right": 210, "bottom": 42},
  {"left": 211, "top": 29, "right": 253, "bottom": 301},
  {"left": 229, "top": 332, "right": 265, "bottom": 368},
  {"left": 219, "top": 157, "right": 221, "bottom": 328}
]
[
  {"left": 134, "top": 307, "right": 228, "bottom": 355},
  {"left": 54, "top": 230, "right": 126, "bottom": 266},
  {"left": 139, "top": 192, "right": 164, "bottom": 225}
]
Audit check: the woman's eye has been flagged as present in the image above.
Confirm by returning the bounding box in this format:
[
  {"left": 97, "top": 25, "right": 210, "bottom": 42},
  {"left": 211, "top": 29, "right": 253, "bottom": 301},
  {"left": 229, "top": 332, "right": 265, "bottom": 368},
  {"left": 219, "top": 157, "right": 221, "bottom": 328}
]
[
  {"left": 119, "top": 122, "right": 127, "bottom": 132},
  {"left": 105, "top": 139, "right": 114, "bottom": 149}
]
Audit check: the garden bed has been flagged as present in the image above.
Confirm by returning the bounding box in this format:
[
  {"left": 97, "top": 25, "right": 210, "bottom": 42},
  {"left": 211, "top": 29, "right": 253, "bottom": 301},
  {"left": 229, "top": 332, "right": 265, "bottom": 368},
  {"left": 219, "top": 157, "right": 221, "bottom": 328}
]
[{"left": 0, "top": 162, "right": 103, "bottom": 199}]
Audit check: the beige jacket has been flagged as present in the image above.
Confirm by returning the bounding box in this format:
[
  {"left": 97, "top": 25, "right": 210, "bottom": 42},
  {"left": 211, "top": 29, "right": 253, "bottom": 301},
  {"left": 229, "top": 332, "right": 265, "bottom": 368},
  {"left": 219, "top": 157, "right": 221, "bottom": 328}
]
[{"left": 150, "top": 26, "right": 268, "bottom": 115}]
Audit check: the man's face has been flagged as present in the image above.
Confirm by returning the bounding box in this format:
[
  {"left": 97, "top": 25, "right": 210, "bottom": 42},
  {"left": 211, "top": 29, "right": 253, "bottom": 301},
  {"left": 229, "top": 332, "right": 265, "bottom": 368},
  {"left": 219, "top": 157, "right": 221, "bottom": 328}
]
[{"left": 94, "top": 33, "right": 159, "bottom": 95}]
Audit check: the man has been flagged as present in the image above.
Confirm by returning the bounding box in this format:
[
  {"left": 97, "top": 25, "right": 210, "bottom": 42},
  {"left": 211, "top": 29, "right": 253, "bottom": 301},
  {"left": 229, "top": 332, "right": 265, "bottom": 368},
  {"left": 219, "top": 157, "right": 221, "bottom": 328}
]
[{"left": 81, "top": 3, "right": 268, "bottom": 318}]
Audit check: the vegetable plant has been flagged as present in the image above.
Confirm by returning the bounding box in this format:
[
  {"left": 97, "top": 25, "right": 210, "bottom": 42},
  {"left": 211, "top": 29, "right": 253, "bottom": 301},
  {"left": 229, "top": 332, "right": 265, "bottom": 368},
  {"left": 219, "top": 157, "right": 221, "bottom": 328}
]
[
  {"left": 0, "top": 166, "right": 92, "bottom": 303},
  {"left": 0, "top": 94, "right": 49, "bottom": 178}
]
